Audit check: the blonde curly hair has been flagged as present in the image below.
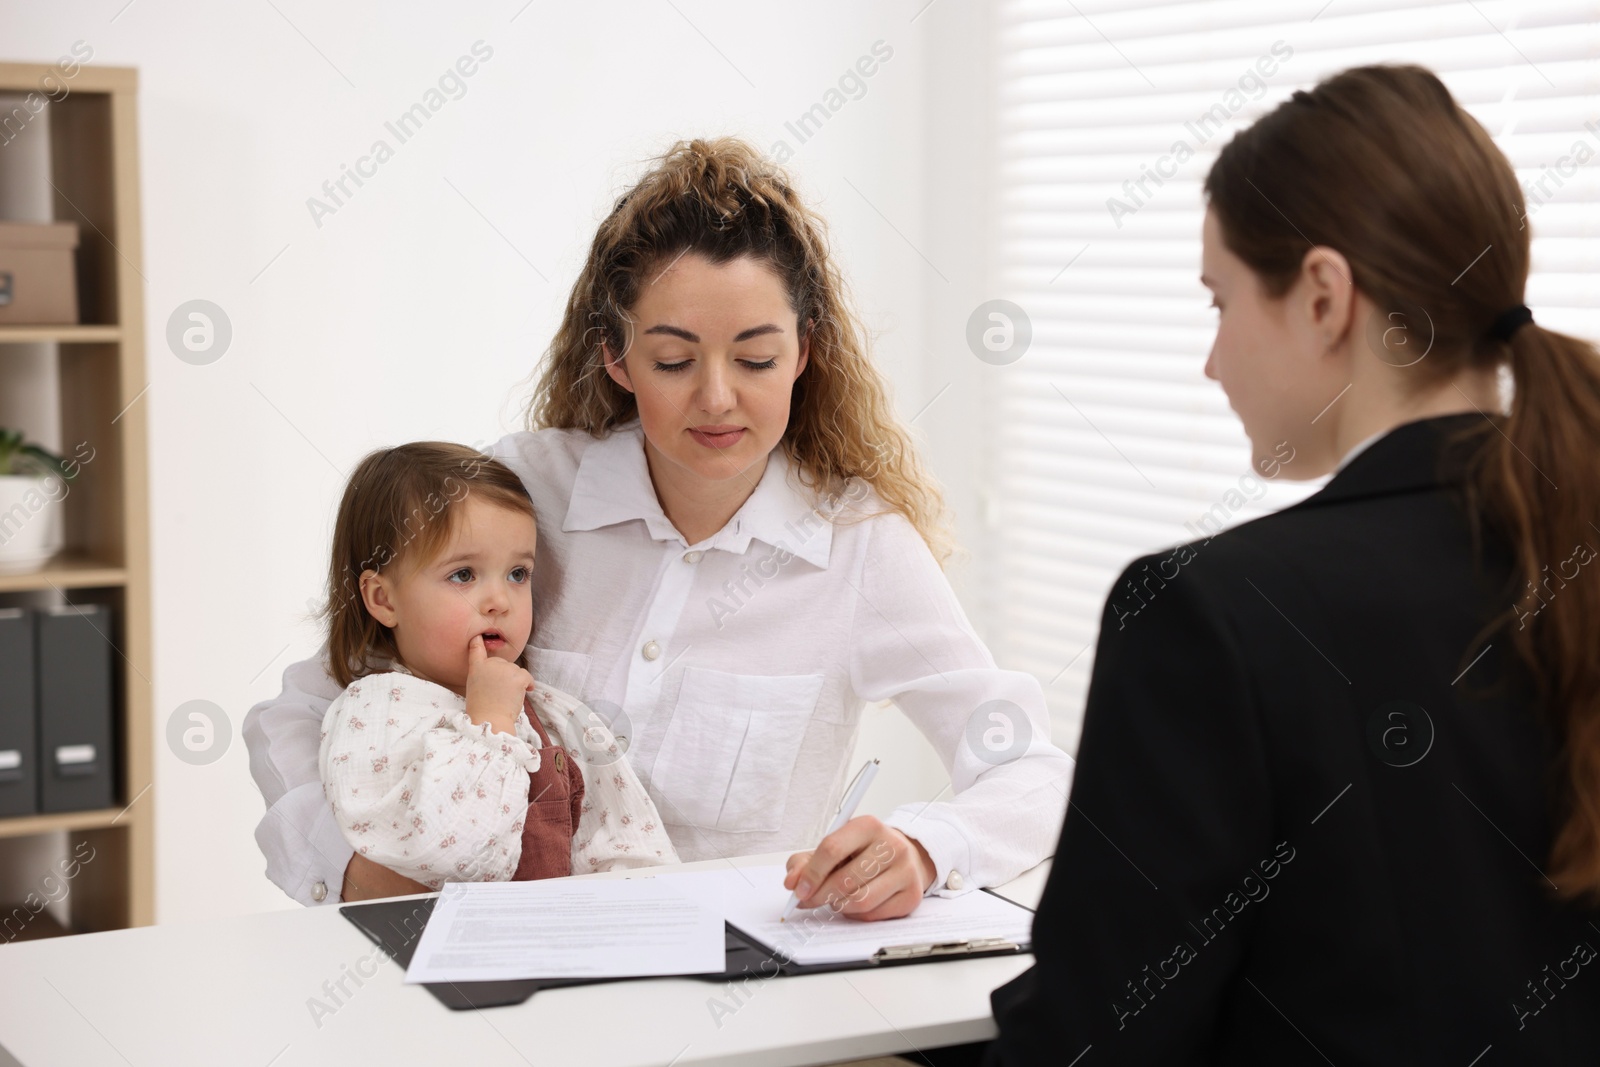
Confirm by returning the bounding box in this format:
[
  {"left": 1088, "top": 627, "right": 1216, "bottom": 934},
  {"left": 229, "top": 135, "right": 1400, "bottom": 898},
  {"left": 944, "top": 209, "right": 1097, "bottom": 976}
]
[{"left": 525, "top": 136, "right": 952, "bottom": 564}]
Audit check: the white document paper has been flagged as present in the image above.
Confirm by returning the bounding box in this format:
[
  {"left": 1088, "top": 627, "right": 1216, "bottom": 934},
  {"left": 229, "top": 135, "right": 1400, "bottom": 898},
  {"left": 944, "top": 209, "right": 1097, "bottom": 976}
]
[
  {"left": 403, "top": 877, "right": 726, "bottom": 984},
  {"left": 664, "top": 864, "right": 1035, "bottom": 967}
]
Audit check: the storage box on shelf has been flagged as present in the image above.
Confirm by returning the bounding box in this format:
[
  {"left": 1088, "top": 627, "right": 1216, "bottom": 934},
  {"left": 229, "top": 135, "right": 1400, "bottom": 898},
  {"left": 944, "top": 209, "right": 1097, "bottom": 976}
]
[
  {"left": 0, "top": 61, "right": 150, "bottom": 939},
  {"left": 0, "top": 220, "right": 79, "bottom": 324}
]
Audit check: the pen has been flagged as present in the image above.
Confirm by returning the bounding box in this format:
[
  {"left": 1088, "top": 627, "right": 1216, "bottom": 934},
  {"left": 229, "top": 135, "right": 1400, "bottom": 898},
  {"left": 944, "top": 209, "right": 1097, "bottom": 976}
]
[{"left": 781, "top": 758, "right": 881, "bottom": 921}]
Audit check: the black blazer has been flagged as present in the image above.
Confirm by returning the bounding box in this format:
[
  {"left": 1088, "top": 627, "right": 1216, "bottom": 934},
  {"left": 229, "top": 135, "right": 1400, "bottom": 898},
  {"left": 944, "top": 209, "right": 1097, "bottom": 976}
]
[{"left": 989, "top": 414, "right": 1600, "bottom": 1064}]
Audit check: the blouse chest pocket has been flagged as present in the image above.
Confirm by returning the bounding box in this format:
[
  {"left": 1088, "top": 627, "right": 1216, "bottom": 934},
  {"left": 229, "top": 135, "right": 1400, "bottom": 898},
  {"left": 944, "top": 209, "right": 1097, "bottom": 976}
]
[
  {"left": 651, "top": 667, "right": 826, "bottom": 834},
  {"left": 524, "top": 644, "right": 592, "bottom": 700}
]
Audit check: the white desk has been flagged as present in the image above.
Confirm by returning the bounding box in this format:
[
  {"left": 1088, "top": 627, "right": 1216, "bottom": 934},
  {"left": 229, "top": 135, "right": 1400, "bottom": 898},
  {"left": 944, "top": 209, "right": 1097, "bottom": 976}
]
[{"left": 0, "top": 852, "right": 1049, "bottom": 1067}]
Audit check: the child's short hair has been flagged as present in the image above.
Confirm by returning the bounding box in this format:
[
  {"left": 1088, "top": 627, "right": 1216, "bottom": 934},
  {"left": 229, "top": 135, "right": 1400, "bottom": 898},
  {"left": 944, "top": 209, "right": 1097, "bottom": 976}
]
[{"left": 322, "top": 442, "right": 535, "bottom": 687}]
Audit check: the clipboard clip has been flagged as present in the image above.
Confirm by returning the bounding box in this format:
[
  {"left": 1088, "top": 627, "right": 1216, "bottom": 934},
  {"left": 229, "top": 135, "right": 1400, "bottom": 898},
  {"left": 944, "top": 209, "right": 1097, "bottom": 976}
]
[{"left": 871, "top": 937, "right": 1019, "bottom": 962}]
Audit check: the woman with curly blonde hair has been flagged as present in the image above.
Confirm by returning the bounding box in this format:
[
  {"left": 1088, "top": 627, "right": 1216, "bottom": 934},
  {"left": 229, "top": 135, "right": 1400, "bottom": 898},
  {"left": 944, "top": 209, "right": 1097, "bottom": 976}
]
[{"left": 245, "top": 136, "right": 1071, "bottom": 919}]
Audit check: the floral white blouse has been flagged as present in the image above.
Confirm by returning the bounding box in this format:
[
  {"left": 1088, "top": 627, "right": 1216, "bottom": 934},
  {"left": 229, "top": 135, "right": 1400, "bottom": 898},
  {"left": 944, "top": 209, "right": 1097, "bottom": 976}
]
[{"left": 318, "top": 669, "right": 678, "bottom": 889}]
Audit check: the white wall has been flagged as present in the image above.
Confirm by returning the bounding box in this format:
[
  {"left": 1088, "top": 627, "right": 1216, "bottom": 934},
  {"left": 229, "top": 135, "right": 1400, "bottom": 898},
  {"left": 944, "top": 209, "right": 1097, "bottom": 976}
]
[{"left": 0, "top": 0, "right": 995, "bottom": 924}]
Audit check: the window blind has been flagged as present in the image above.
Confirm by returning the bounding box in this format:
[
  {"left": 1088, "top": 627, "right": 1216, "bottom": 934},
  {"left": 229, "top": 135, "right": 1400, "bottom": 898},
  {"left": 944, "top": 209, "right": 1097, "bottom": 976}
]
[{"left": 983, "top": 0, "right": 1600, "bottom": 750}]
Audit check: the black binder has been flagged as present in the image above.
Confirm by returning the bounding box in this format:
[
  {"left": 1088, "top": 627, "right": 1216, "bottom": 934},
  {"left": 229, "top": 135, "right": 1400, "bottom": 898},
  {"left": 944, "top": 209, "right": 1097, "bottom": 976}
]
[
  {"left": 0, "top": 608, "right": 36, "bottom": 817},
  {"left": 37, "top": 603, "right": 116, "bottom": 813},
  {"left": 341, "top": 889, "right": 1033, "bottom": 1011}
]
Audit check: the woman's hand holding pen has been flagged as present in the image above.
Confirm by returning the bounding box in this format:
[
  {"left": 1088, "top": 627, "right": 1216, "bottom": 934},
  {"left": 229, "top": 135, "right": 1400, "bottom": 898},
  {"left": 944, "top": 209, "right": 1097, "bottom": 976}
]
[
  {"left": 464, "top": 634, "right": 532, "bottom": 736},
  {"left": 783, "top": 816, "right": 936, "bottom": 922}
]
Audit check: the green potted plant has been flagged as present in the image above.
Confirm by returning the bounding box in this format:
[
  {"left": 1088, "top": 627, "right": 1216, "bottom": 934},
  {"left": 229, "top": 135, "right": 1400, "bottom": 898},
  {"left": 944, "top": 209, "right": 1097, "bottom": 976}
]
[{"left": 0, "top": 428, "right": 80, "bottom": 573}]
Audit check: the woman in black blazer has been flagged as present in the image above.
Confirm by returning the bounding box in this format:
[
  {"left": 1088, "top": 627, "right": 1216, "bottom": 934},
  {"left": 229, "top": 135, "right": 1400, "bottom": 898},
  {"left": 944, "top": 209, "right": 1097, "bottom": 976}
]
[{"left": 985, "top": 65, "right": 1600, "bottom": 1064}]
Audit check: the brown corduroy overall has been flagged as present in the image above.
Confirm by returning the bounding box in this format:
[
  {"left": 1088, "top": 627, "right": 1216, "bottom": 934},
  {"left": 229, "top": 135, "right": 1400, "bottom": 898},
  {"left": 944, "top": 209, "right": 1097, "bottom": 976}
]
[{"left": 510, "top": 700, "right": 585, "bottom": 881}]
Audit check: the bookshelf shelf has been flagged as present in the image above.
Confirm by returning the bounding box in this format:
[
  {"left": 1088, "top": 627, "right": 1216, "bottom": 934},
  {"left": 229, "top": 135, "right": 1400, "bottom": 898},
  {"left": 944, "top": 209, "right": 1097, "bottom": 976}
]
[
  {"left": 0, "top": 806, "right": 126, "bottom": 841},
  {"left": 0, "top": 325, "right": 121, "bottom": 344},
  {"left": 0, "top": 556, "right": 128, "bottom": 593}
]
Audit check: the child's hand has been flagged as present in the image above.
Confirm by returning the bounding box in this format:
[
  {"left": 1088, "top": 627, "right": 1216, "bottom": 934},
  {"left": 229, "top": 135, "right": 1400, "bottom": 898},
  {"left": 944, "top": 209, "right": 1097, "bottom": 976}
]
[{"left": 465, "top": 634, "right": 533, "bottom": 735}]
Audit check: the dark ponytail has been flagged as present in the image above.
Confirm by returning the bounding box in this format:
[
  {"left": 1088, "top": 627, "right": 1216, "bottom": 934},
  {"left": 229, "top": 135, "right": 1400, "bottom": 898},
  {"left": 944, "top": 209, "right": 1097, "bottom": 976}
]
[{"left": 1477, "top": 320, "right": 1600, "bottom": 896}]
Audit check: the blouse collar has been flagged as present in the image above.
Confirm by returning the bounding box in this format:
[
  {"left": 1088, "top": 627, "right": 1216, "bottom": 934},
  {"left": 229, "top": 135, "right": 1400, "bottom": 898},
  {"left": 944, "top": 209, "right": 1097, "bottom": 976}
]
[{"left": 562, "top": 420, "right": 835, "bottom": 569}]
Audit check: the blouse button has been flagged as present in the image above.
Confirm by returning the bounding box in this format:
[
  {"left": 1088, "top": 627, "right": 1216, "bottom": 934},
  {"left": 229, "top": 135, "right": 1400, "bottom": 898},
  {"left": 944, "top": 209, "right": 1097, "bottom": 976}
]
[
  {"left": 944, "top": 871, "right": 964, "bottom": 892},
  {"left": 642, "top": 640, "right": 662, "bottom": 661},
  {"left": 683, "top": 550, "right": 704, "bottom": 564},
  {"left": 311, "top": 880, "right": 328, "bottom": 902}
]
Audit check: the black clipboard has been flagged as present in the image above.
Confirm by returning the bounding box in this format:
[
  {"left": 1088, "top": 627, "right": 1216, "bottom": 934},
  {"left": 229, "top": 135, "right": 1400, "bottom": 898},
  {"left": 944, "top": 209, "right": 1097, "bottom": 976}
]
[{"left": 341, "top": 888, "right": 1033, "bottom": 1011}]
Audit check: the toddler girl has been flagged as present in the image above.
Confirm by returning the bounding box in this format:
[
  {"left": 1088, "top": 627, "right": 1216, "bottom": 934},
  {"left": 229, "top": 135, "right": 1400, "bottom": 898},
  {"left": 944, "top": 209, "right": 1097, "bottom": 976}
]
[{"left": 316, "top": 442, "right": 676, "bottom": 888}]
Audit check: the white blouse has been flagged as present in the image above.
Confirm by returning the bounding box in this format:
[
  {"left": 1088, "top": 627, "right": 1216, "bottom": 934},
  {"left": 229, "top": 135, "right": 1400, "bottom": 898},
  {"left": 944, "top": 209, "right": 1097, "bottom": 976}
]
[
  {"left": 243, "top": 421, "right": 1073, "bottom": 906},
  {"left": 318, "top": 670, "right": 677, "bottom": 890}
]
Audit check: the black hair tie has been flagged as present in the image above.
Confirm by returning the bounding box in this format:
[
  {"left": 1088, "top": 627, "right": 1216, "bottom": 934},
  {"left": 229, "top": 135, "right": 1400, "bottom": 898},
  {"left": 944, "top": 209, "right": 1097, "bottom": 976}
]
[{"left": 1488, "top": 304, "right": 1533, "bottom": 342}]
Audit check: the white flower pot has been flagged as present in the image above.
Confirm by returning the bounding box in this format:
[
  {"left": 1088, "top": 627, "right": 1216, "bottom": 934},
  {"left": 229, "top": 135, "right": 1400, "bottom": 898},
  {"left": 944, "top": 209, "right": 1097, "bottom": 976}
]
[{"left": 0, "top": 473, "right": 67, "bottom": 573}]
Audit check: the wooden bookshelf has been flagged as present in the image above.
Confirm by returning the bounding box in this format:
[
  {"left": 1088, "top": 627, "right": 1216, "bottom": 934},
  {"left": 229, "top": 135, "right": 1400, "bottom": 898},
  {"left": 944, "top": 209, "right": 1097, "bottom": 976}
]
[{"left": 0, "top": 62, "right": 151, "bottom": 935}]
